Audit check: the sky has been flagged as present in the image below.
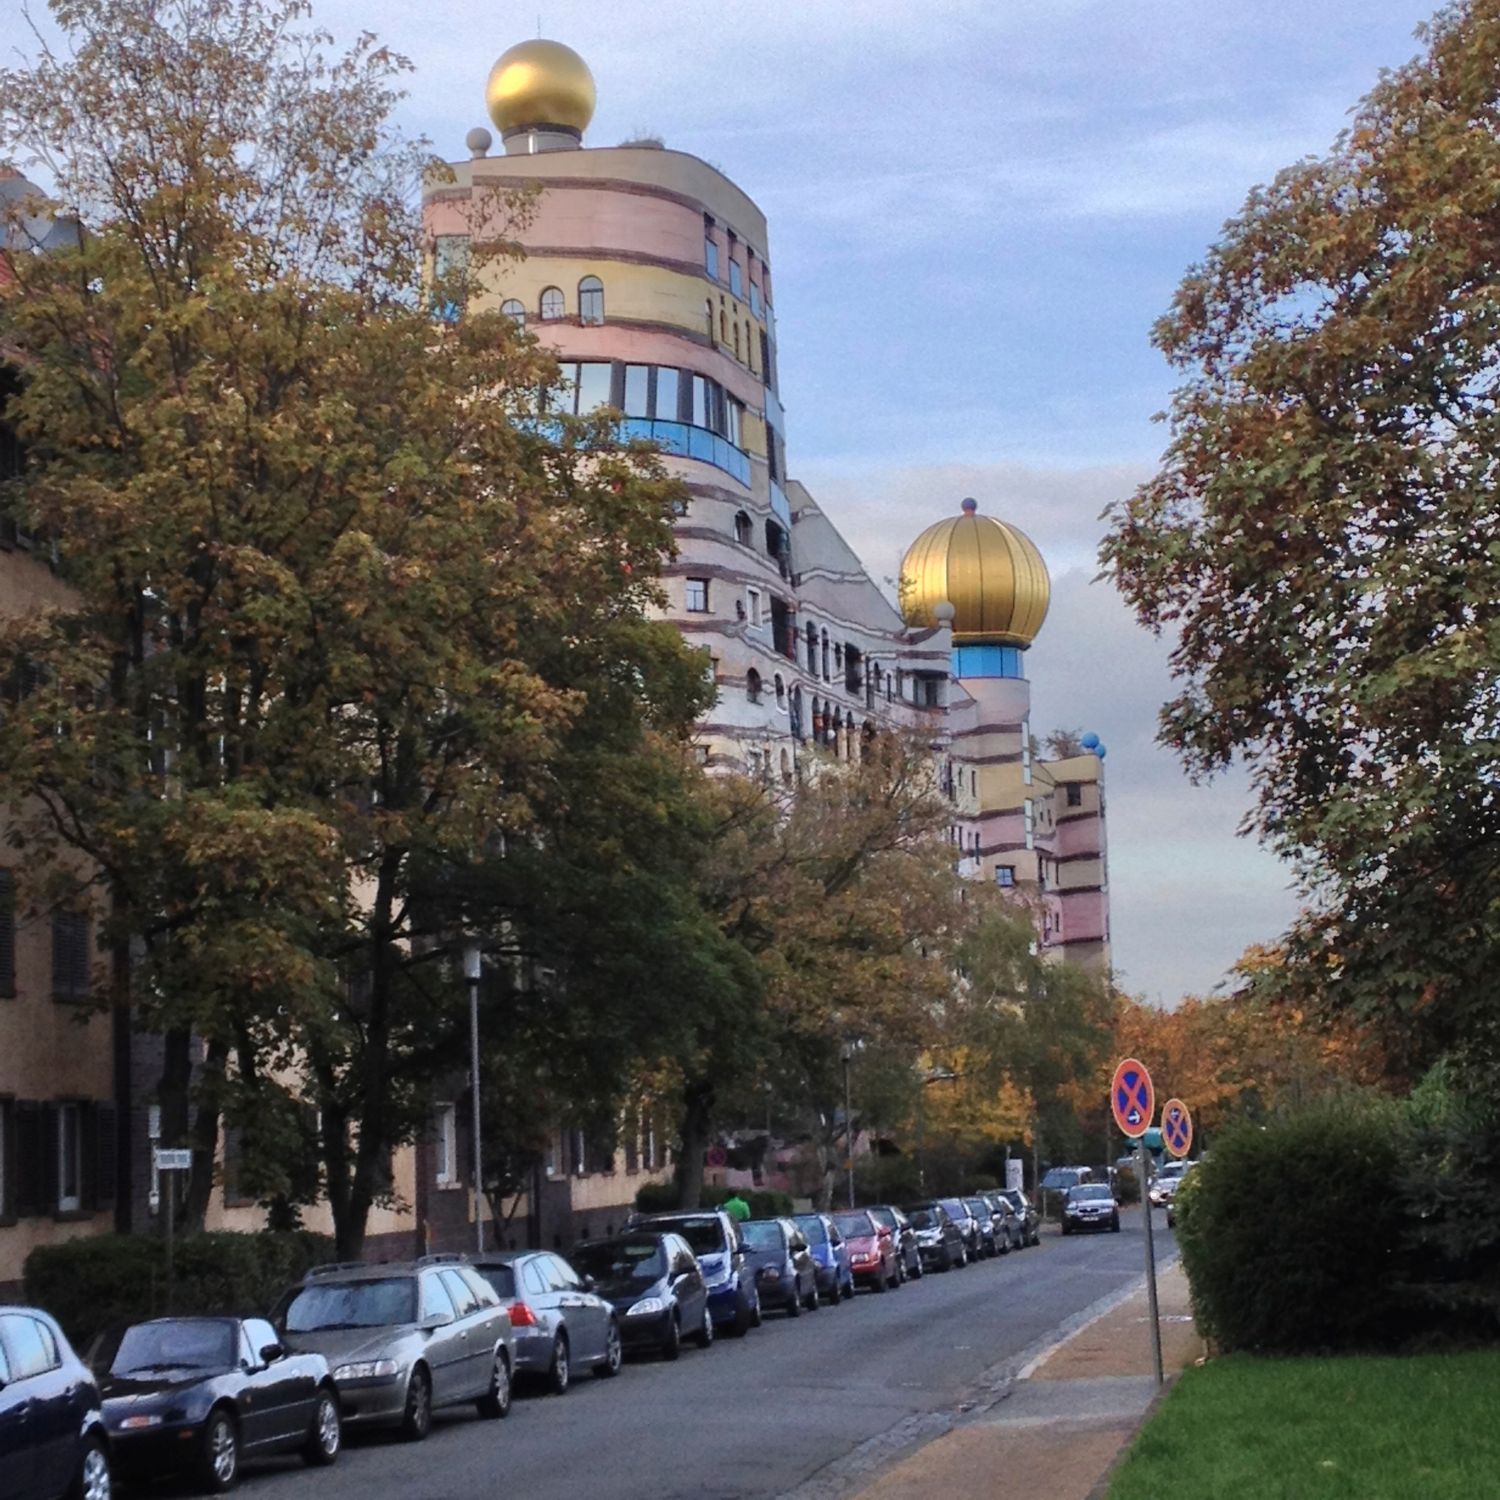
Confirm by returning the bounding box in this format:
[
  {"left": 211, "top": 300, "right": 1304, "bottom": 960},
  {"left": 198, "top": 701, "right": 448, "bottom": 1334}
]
[{"left": 12, "top": 0, "right": 1444, "bottom": 1001}]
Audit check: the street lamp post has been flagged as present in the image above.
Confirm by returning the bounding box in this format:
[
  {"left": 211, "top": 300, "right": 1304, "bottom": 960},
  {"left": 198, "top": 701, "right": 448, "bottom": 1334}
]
[{"left": 464, "top": 940, "right": 484, "bottom": 1255}]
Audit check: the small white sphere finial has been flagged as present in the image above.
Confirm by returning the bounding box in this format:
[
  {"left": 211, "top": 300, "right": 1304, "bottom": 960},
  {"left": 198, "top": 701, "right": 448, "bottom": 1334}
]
[
  {"left": 466, "top": 126, "right": 493, "bottom": 158},
  {"left": 932, "top": 601, "right": 957, "bottom": 626}
]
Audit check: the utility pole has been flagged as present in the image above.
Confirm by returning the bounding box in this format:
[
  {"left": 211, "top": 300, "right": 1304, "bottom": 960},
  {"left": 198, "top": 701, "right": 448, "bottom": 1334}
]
[{"left": 464, "top": 941, "right": 485, "bottom": 1254}]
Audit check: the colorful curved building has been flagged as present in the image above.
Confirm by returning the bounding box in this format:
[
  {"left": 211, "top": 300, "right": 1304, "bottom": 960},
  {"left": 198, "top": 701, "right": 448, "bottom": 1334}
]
[{"left": 421, "top": 38, "right": 1110, "bottom": 968}]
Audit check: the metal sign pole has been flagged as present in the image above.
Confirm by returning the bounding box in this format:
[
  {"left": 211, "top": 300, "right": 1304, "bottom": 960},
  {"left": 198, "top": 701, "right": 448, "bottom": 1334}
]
[
  {"left": 1137, "top": 1136, "right": 1163, "bottom": 1386},
  {"left": 165, "top": 1169, "right": 175, "bottom": 1315}
]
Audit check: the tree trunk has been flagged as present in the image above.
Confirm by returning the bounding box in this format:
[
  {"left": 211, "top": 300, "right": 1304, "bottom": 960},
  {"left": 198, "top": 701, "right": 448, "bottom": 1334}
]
[
  {"left": 675, "top": 1077, "right": 714, "bottom": 1209},
  {"left": 183, "top": 1039, "right": 226, "bottom": 1231}
]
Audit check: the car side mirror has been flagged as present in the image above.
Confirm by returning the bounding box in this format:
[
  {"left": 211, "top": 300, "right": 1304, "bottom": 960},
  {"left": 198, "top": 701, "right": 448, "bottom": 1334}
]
[
  {"left": 259, "top": 1342, "right": 284, "bottom": 1363},
  {"left": 418, "top": 1312, "right": 454, "bottom": 1332},
  {"left": 581, "top": 1274, "right": 596, "bottom": 1292}
]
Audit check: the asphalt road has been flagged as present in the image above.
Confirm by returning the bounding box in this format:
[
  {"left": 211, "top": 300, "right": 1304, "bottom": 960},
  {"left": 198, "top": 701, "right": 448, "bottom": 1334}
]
[{"left": 234, "top": 1210, "right": 1176, "bottom": 1500}]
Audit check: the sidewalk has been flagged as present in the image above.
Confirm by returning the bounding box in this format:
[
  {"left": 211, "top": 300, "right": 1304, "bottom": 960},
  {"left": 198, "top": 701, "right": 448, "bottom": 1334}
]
[{"left": 853, "top": 1258, "right": 1204, "bottom": 1500}]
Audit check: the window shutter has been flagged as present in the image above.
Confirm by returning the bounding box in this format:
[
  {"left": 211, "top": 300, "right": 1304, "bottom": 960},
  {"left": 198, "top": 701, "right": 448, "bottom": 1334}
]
[
  {"left": 1, "top": 1101, "right": 15, "bottom": 1220},
  {"left": 0, "top": 870, "right": 14, "bottom": 998},
  {"left": 51, "top": 911, "right": 90, "bottom": 1001},
  {"left": 41, "top": 1103, "right": 60, "bottom": 1213},
  {"left": 14, "top": 1102, "right": 41, "bottom": 1215},
  {"left": 87, "top": 1102, "right": 117, "bottom": 1211}
]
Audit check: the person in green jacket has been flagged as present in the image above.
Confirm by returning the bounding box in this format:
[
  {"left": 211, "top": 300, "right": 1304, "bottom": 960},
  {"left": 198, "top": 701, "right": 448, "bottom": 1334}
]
[{"left": 722, "top": 1193, "right": 751, "bottom": 1222}]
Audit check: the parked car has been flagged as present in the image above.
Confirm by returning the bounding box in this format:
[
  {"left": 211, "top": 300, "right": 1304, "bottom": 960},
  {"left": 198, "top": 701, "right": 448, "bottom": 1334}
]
[
  {"left": 276, "top": 1257, "right": 512, "bottom": 1439},
  {"left": 93, "top": 1316, "right": 338, "bottom": 1492},
  {"left": 935, "top": 1197, "right": 983, "bottom": 1259},
  {"left": 1039, "top": 1166, "right": 1093, "bottom": 1192},
  {"left": 904, "top": 1203, "right": 967, "bottom": 1271},
  {"left": 984, "top": 1193, "right": 1026, "bottom": 1253},
  {"left": 829, "top": 1209, "right": 899, "bottom": 1293},
  {"left": 0, "top": 1306, "right": 112, "bottom": 1500},
  {"left": 629, "top": 1210, "right": 760, "bottom": 1335},
  {"left": 998, "top": 1188, "right": 1041, "bottom": 1246},
  {"left": 1061, "top": 1183, "right": 1121, "bottom": 1235},
  {"left": 467, "top": 1252, "right": 621, "bottom": 1393},
  {"left": 963, "top": 1196, "right": 1002, "bottom": 1257},
  {"left": 1148, "top": 1161, "right": 1194, "bottom": 1207},
  {"left": 740, "top": 1218, "right": 819, "bottom": 1315},
  {"left": 867, "top": 1204, "right": 922, "bottom": 1280},
  {"left": 792, "top": 1214, "right": 854, "bottom": 1305},
  {"left": 570, "top": 1231, "right": 712, "bottom": 1360}
]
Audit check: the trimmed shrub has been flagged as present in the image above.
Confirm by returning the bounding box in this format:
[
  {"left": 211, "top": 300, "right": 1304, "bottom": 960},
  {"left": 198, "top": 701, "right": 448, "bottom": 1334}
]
[
  {"left": 701, "top": 1184, "right": 794, "bottom": 1218},
  {"left": 1114, "top": 1164, "right": 1140, "bottom": 1203},
  {"left": 1177, "top": 1098, "right": 1405, "bottom": 1353},
  {"left": 24, "top": 1230, "right": 335, "bottom": 1347},
  {"left": 633, "top": 1181, "right": 795, "bottom": 1218}
]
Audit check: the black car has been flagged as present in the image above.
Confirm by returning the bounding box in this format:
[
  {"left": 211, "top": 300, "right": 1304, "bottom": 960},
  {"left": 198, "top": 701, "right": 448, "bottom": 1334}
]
[
  {"left": 1062, "top": 1183, "right": 1121, "bottom": 1234},
  {"left": 94, "top": 1316, "right": 339, "bottom": 1492},
  {"left": 983, "top": 1192, "right": 1025, "bottom": 1252},
  {"left": 740, "top": 1218, "right": 819, "bottom": 1316},
  {"left": 904, "top": 1203, "right": 967, "bottom": 1271},
  {"left": 468, "top": 1252, "right": 622, "bottom": 1392},
  {"left": 0, "top": 1306, "right": 111, "bottom": 1500},
  {"left": 867, "top": 1205, "right": 922, "bottom": 1281},
  {"left": 570, "top": 1232, "right": 712, "bottom": 1360},
  {"left": 963, "top": 1197, "right": 1002, "bottom": 1258},
  {"left": 998, "top": 1188, "right": 1041, "bottom": 1246}
]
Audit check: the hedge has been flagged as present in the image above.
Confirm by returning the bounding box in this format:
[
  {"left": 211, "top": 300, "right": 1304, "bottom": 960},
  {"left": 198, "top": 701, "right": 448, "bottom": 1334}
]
[
  {"left": 24, "top": 1230, "right": 335, "bottom": 1347},
  {"left": 1175, "top": 1098, "right": 1405, "bottom": 1353},
  {"left": 633, "top": 1181, "right": 795, "bottom": 1218}
]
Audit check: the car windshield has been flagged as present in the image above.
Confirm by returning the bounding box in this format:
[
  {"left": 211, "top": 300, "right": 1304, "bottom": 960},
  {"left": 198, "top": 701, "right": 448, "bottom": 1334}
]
[
  {"left": 1000, "top": 1190, "right": 1024, "bottom": 1210},
  {"left": 792, "top": 1216, "right": 829, "bottom": 1245},
  {"left": 867, "top": 1207, "right": 896, "bottom": 1230},
  {"left": 831, "top": 1212, "right": 873, "bottom": 1239},
  {"left": 1070, "top": 1185, "right": 1114, "bottom": 1203},
  {"left": 108, "top": 1320, "right": 235, "bottom": 1375},
  {"left": 741, "top": 1221, "right": 786, "bottom": 1251},
  {"left": 571, "top": 1240, "right": 667, "bottom": 1284},
  {"left": 964, "top": 1199, "right": 989, "bottom": 1215},
  {"left": 1040, "top": 1168, "right": 1081, "bottom": 1189},
  {"left": 655, "top": 1218, "right": 726, "bottom": 1256},
  {"left": 907, "top": 1209, "right": 940, "bottom": 1230},
  {"left": 474, "top": 1264, "right": 516, "bottom": 1299},
  {"left": 939, "top": 1199, "right": 967, "bottom": 1219},
  {"left": 284, "top": 1277, "right": 416, "bottom": 1332}
]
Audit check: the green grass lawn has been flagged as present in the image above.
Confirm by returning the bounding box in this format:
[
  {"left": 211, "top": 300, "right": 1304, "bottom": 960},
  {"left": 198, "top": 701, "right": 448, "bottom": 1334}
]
[{"left": 1109, "top": 1350, "right": 1500, "bottom": 1499}]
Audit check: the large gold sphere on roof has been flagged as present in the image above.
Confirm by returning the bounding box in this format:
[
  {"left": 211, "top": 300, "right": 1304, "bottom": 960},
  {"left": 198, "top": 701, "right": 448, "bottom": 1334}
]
[
  {"left": 486, "top": 40, "right": 597, "bottom": 136},
  {"left": 900, "top": 499, "right": 1050, "bottom": 646}
]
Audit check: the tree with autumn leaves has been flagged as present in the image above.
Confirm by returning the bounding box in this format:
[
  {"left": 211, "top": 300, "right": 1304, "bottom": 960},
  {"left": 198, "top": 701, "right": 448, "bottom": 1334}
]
[
  {"left": 0, "top": 0, "right": 722, "bottom": 1256},
  {"left": 1101, "top": 0, "right": 1500, "bottom": 1090}
]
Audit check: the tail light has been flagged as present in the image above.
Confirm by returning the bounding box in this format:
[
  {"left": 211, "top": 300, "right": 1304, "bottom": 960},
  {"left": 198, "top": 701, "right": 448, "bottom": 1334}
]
[{"left": 508, "top": 1301, "right": 539, "bottom": 1328}]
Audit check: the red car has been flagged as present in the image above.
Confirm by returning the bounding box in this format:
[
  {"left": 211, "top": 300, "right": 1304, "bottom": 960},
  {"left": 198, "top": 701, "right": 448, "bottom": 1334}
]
[{"left": 830, "top": 1210, "right": 900, "bottom": 1292}]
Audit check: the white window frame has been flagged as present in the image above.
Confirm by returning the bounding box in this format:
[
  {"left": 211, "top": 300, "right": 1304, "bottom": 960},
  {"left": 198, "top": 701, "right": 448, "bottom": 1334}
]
[
  {"left": 685, "top": 578, "right": 709, "bottom": 613},
  {"left": 57, "top": 1102, "right": 82, "bottom": 1213},
  {"left": 746, "top": 588, "right": 762, "bottom": 627},
  {"left": 434, "top": 1103, "right": 457, "bottom": 1187},
  {"left": 1024, "top": 799, "right": 1036, "bottom": 851}
]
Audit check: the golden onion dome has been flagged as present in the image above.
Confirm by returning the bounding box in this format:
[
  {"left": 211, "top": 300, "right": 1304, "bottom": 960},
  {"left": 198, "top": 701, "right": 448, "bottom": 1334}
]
[
  {"left": 486, "top": 40, "right": 597, "bottom": 136},
  {"left": 900, "top": 498, "right": 1051, "bottom": 646}
]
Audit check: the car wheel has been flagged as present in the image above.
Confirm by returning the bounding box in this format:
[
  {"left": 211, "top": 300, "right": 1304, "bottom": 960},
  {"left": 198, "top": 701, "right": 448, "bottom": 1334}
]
[
  {"left": 476, "top": 1351, "right": 511, "bottom": 1417},
  {"left": 594, "top": 1320, "right": 623, "bottom": 1376},
  {"left": 70, "top": 1435, "right": 111, "bottom": 1500},
  {"left": 786, "top": 1282, "right": 802, "bottom": 1316},
  {"left": 197, "top": 1408, "right": 240, "bottom": 1493},
  {"left": 548, "top": 1332, "right": 571, "bottom": 1394},
  {"left": 302, "top": 1386, "right": 341, "bottom": 1466},
  {"left": 400, "top": 1366, "right": 432, "bottom": 1441},
  {"left": 662, "top": 1313, "right": 682, "bottom": 1360},
  {"left": 730, "top": 1292, "right": 752, "bottom": 1337},
  {"left": 696, "top": 1304, "right": 715, "bottom": 1348}
]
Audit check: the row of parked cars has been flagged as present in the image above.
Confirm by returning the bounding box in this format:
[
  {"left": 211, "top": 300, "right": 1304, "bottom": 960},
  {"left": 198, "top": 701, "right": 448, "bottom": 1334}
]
[{"left": 0, "top": 1188, "right": 1043, "bottom": 1500}]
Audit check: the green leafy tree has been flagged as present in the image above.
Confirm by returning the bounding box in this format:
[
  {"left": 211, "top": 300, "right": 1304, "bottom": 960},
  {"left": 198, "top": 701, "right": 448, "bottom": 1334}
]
[
  {"left": 0, "top": 0, "right": 700, "bottom": 1256},
  {"left": 1100, "top": 0, "right": 1500, "bottom": 1079}
]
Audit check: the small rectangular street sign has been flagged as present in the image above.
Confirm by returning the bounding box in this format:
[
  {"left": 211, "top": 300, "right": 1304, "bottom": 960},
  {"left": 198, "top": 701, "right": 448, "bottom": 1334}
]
[{"left": 154, "top": 1148, "right": 193, "bottom": 1171}]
